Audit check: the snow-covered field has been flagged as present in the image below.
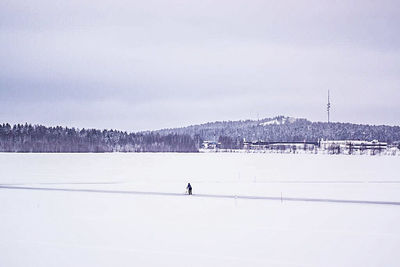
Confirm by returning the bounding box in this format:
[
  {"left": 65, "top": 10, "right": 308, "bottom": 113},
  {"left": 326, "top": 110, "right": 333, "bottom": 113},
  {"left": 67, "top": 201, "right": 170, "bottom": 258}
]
[{"left": 1, "top": 153, "right": 399, "bottom": 266}]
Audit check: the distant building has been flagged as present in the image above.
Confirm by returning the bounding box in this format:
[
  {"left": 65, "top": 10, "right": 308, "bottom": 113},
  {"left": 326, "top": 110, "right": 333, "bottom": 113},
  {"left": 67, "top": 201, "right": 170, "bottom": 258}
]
[
  {"left": 320, "top": 139, "right": 387, "bottom": 152},
  {"left": 242, "top": 139, "right": 388, "bottom": 154},
  {"left": 243, "top": 141, "right": 318, "bottom": 151},
  {"left": 202, "top": 141, "right": 221, "bottom": 149},
  {"left": 202, "top": 138, "right": 389, "bottom": 154}
]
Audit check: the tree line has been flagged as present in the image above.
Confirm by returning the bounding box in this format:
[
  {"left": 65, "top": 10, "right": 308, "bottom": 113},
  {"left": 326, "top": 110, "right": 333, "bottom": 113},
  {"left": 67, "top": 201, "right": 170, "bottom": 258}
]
[
  {"left": 2, "top": 116, "right": 400, "bottom": 152},
  {"left": 0, "top": 123, "right": 197, "bottom": 152},
  {"left": 156, "top": 116, "right": 400, "bottom": 149}
]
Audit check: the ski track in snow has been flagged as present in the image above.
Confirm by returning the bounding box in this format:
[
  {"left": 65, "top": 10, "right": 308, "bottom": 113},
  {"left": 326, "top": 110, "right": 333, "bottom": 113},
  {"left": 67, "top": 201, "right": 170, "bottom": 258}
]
[{"left": 1, "top": 185, "right": 400, "bottom": 206}]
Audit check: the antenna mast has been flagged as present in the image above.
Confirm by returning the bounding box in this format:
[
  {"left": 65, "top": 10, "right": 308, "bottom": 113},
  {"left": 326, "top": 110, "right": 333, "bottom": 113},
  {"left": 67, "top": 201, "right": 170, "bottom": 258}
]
[{"left": 327, "top": 90, "right": 331, "bottom": 124}]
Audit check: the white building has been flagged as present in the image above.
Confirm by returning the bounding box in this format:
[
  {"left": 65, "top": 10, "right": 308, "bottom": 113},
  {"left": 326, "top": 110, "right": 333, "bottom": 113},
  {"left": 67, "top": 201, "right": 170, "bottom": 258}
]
[
  {"left": 320, "top": 139, "right": 387, "bottom": 152},
  {"left": 202, "top": 141, "right": 221, "bottom": 149}
]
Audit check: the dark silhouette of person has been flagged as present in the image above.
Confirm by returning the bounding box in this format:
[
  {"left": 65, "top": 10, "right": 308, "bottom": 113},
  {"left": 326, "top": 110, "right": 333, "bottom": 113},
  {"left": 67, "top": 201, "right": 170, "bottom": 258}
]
[{"left": 186, "top": 183, "right": 192, "bottom": 195}]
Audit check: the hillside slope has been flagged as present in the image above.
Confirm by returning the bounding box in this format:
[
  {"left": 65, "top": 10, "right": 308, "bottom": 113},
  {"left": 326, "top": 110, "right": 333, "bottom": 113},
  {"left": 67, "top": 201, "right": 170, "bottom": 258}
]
[{"left": 154, "top": 116, "right": 400, "bottom": 149}]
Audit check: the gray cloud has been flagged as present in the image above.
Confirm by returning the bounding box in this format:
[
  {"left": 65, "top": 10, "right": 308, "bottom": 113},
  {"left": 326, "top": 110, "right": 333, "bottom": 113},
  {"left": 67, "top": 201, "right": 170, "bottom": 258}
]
[{"left": 1, "top": 0, "right": 399, "bottom": 131}]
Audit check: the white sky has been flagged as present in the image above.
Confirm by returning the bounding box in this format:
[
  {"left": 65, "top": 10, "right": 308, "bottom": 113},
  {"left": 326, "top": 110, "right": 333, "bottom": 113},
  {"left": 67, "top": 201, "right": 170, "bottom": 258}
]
[{"left": 1, "top": 0, "right": 399, "bottom": 131}]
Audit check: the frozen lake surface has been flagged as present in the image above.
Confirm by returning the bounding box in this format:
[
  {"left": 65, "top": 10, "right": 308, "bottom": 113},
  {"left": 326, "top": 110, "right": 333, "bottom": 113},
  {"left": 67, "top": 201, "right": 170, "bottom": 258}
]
[{"left": 1, "top": 153, "right": 399, "bottom": 266}]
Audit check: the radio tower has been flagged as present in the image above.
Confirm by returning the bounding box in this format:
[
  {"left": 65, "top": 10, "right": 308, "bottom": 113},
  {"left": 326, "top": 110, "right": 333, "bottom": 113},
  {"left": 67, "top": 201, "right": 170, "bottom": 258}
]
[{"left": 327, "top": 90, "right": 331, "bottom": 124}]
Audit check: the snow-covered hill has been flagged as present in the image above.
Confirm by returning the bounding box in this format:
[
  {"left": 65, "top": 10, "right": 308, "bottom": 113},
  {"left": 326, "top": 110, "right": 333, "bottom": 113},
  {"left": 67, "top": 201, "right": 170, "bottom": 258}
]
[
  {"left": 154, "top": 116, "right": 400, "bottom": 147},
  {"left": 259, "top": 116, "right": 297, "bottom": 126}
]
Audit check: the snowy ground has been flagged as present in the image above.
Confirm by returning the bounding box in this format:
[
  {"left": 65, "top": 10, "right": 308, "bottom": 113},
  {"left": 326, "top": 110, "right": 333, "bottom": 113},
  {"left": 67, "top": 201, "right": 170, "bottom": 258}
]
[{"left": 0, "top": 153, "right": 399, "bottom": 266}]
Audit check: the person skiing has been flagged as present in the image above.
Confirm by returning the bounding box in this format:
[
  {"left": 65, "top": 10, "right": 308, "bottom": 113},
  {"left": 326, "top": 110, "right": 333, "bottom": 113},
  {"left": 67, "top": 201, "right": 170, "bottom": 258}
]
[{"left": 186, "top": 183, "right": 192, "bottom": 195}]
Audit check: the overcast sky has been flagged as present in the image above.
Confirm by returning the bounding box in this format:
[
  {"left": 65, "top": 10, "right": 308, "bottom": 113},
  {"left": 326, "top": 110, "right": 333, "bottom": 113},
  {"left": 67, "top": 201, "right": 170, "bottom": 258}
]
[{"left": 1, "top": 0, "right": 399, "bottom": 131}]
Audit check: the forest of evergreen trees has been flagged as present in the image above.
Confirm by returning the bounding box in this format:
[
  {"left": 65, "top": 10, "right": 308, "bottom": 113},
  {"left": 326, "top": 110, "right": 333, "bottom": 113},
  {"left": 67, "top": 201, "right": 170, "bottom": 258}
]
[
  {"left": 156, "top": 116, "right": 400, "bottom": 149},
  {"left": 1, "top": 116, "right": 400, "bottom": 152},
  {"left": 0, "top": 123, "right": 197, "bottom": 152}
]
